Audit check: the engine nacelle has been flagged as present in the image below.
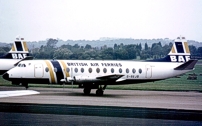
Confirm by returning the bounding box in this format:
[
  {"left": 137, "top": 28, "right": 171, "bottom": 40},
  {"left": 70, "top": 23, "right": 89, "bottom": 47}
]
[
  {"left": 74, "top": 76, "right": 103, "bottom": 83},
  {"left": 60, "top": 77, "right": 74, "bottom": 83},
  {"left": 67, "top": 77, "right": 74, "bottom": 82}
]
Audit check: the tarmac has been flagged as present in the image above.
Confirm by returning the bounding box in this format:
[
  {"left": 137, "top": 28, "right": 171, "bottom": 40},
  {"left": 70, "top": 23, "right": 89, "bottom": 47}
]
[
  {"left": 0, "top": 87, "right": 202, "bottom": 110},
  {"left": 0, "top": 86, "right": 202, "bottom": 125}
]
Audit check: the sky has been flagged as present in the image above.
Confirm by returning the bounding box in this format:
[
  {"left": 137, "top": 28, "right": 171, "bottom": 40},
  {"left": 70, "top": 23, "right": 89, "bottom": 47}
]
[{"left": 0, "top": 0, "right": 202, "bottom": 42}]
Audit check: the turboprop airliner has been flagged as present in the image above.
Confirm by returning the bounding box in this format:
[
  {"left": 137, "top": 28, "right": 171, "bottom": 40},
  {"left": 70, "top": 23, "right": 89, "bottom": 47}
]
[
  {"left": 3, "top": 36, "right": 197, "bottom": 96},
  {"left": 0, "top": 37, "right": 31, "bottom": 75}
]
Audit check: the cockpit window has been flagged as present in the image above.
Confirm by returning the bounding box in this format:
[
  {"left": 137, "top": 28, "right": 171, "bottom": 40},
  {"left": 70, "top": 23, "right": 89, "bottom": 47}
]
[{"left": 18, "top": 64, "right": 26, "bottom": 67}]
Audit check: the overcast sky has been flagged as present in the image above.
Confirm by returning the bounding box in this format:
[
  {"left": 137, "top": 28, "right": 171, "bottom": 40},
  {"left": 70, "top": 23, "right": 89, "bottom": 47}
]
[{"left": 0, "top": 0, "right": 202, "bottom": 42}]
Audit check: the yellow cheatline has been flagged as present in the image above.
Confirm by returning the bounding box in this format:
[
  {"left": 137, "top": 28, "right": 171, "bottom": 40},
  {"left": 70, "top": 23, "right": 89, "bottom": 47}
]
[
  {"left": 59, "top": 60, "right": 70, "bottom": 77},
  {"left": 44, "top": 60, "right": 56, "bottom": 83},
  {"left": 11, "top": 45, "right": 15, "bottom": 51},
  {"left": 23, "top": 42, "right": 28, "bottom": 51},
  {"left": 184, "top": 42, "right": 190, "bottom": 53},
  {"left": 171, "top": 46, "right": 176, "bottom": 53}
]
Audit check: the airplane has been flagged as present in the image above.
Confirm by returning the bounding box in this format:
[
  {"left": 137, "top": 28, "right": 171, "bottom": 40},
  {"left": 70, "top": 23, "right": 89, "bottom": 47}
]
[
  {"left": 0, "top": 37, "right": 31, "bottom": 75},
  {"left": 0, "top": 37, "right": 36, "bottom": 98},
  {"left": 2, "top": 36, "right": 198, "bottom": 96}
]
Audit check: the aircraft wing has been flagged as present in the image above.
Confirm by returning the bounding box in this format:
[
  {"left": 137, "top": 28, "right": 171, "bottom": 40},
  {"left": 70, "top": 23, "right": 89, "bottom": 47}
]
[
  {"left": 96, "top": 74, "right": 124, "bottom": 81},
  {"left": 174, "top": 59, "right": 198, "bottom": 70},
  {"left": 0, "top": 90, "right": 40, "bottom": 98}
]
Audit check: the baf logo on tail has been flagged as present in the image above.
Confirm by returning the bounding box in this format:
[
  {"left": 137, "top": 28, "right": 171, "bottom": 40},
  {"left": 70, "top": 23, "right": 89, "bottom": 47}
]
[
  {"left": 1, "top": 37, "right": 29, "bottom": 59},
  {"left": 168, "top": 37, "right": 190, "bottom": 62}
]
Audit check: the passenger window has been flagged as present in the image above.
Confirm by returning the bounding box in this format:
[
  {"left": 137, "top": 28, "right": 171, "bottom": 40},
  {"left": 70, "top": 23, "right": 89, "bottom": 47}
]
[
  {"left": 96, "top": 68, "right": 100, "bottom": 73},
  {"left": 132, "top": 68, "right": 136, "bottom": 73},
  {"left": 119, "top": 68, "right": 122, "bottom": 73},
  {"left": 81, "top": 68, "right": 84, "bottom": 73},
  {"left": 89, "top": 68, "right": 92, "bottom": 73},
  {"left": 74, "top": 68, "right": 78, "bottom": 73},
  {"left": 111, "top": 68, "right": 114, "bottom": 73},
  {"left": 66, "top": 68, "right": 70, "bottom": 72},
  {"left": 139, "top": 68, "right": 142, "bottom": 74},
  {"left": 126, "top": 68, "right": 129, "bottom": 73},
  {"left": 45, "top": 67, "right": 49, "bottom": 72},
  {"left": 103, "top": 68, "right": 107, "bottom": 73}
]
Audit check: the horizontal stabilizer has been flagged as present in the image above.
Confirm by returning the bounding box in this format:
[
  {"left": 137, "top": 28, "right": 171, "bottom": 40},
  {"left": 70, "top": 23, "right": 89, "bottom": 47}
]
[
  {"left": 174, "top": 60, "right": 198, "bottom": 70},
  {"left": 96, "top": 74, "right": 124, "bottom": 80},
  {"left": 116, "top": 78, "right": 126, "bottom": 82},
  {"left": 0, "top": 90, "right": 40, "bottom": 98}
]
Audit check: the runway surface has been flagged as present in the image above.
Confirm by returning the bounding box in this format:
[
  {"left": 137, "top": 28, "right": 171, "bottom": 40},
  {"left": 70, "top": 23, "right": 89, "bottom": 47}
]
[
  {"left": 0, "top": 86, "right": 202, "bottom": 125},
  {"left": 1, "top": 86, "right": 202, "bottom": 110}
]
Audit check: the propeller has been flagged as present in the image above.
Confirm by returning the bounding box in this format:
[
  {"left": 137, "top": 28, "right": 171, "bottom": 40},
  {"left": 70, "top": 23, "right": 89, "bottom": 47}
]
[
  {"left": 71, "top": 67, "right": 73, "bottom": 90},
  {"left": 61, "top": 67, "right": 74, "bottom": 91},
  {"left": 63, "top": 82, "right": 65, "bottom": 91}
]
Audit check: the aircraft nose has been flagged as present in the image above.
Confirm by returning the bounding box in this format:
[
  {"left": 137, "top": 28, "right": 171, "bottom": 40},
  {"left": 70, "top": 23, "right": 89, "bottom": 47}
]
[{"left": 3, "top": 73, "right": 9, "bottom": 81}]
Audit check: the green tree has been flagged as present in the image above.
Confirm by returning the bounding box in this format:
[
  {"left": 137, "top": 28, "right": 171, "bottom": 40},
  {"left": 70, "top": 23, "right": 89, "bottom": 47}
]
[
  {"left": 85, "top": 44, "right": 92, "bottom": 49},
  {"left": 46, "top": 38, "right": 58, "bottom": 48},
  {"left": 197, "top": 47, "right": 202, "bottom": 56},
  {"left": 144, "top": 43, "right": 149, "bottom": 50},
  {"left": 189, "top": 45, "right": 197, "bottom": 55}
]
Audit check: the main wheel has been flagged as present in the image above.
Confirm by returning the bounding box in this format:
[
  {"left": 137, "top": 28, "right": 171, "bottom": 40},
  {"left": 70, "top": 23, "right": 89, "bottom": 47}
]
[
  {"left": 83, "top": 88, "right": 91, "bottom": 95},
  {"left": 22, "top": 83, "right": 28, "bottom": 89},
  {"left": 96, "top": 89, "right": 103, "bottom": 96}
]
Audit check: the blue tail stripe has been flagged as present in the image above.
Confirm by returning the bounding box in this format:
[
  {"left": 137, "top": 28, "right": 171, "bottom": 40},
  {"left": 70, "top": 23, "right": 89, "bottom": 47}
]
[
  {"left": 15, "top": 41, "right": 23, "bottom": 51},
  {"left": 175, "top": 42, "right": 184, "bottom": 53}
]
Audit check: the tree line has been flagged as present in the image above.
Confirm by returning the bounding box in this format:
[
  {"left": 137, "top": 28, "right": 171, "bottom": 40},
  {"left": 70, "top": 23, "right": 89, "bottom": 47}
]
[{"left": 0, "top": 38, "right": 202, "bottom": 60}]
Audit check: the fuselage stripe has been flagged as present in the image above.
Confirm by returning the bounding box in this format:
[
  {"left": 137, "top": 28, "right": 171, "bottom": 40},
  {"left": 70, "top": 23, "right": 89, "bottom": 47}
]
[
  {"left": 59, "top": 60, "right": 70, "bottom": 77},
  {"left": 50, "top": 60, "right": 64, "bottom": 84},
  {"left": 44, "top": 60, "right": 56, "bottom": 83}
]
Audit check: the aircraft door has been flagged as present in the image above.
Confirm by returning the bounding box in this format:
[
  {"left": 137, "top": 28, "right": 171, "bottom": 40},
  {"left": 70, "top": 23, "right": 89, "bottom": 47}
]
[
  {"left": 145, "top": 65, "right": 152, "bottom": 78},
  {"left": 34, "top": 64, "right": 44, "bottom": 78}
]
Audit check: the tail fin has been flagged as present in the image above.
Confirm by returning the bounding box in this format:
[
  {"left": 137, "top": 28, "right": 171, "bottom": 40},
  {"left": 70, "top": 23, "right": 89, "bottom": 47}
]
[
  {"left": 0, "top": 37, "right": 30, "bottom": 59},
  {"left": 153, "top": 36, "right": 191, "bottom": 62},
  {"left": 168, "top": 36, "right": 190, "bottom": 62}
]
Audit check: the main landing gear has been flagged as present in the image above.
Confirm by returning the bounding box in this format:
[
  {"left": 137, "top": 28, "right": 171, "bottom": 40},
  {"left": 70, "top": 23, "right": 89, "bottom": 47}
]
[
  {"left": 83, "top": 85, "right": 107, "bottom": 96},
  {"left": 83, "top": 88, "right": 91, "bottom": 95},
  {"left": 22, "top": 83, "right": 28, "bottom": 90}
]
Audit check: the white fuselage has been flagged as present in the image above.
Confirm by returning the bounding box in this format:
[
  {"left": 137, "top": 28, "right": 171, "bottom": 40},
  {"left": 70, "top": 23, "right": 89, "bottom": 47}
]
[
  {"left": 6, "top": 60, "right": 191, "bottom": 85},
  {"left": 0, "top": 59, "right": 20, "bottom": 75}
]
